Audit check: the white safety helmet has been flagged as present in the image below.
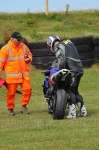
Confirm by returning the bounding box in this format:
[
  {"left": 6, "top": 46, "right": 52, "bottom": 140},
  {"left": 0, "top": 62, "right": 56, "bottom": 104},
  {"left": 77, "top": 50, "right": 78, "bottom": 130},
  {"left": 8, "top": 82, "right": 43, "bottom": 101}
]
[{"left": 47, "top": 35, "right": 60, "bottom": 50}]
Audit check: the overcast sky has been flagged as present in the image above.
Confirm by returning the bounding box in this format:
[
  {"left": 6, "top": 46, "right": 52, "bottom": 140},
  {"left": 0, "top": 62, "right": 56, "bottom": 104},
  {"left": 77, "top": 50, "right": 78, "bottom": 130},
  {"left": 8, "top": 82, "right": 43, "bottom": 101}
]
[{"left": 0, "top": 0, "right": 99, "bottom": 13}]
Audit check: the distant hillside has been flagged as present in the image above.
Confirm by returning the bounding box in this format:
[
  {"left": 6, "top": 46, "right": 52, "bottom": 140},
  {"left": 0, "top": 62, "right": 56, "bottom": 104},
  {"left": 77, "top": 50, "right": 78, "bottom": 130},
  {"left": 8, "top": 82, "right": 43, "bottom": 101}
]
[{"left": 0, "top": 10, "right": 99, "bottom": 43}]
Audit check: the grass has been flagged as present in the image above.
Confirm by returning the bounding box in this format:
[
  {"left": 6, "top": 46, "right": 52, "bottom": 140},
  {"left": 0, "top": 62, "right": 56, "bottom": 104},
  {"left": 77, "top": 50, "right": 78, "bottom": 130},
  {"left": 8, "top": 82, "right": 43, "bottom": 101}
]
[
  {"left": 0, "top": 64, "right": 99, "bottom": 150},
  {"left": 0, "top": 10, "right": 99, "bottom": 43}
]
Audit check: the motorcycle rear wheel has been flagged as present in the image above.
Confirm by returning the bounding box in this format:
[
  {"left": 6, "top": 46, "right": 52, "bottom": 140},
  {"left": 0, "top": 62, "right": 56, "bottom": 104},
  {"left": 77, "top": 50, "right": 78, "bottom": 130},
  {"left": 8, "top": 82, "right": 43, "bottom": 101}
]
[{"left": 53, "top": 89, "right": 67, "bottom": 119}]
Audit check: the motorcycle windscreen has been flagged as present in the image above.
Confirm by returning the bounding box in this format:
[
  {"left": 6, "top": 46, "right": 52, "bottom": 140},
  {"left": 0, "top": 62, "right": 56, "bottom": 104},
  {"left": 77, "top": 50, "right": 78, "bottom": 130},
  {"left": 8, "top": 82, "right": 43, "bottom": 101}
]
[
  {"left": 50, "top": 68, "right": 59, "bottom": 77},
  {"left": 49, "top": 68, "right": 60, "bottom": 85}
]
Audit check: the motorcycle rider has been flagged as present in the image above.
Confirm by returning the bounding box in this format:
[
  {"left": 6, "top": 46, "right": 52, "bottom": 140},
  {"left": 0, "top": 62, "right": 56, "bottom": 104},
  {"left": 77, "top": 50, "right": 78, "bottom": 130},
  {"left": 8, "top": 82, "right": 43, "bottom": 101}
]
[{"left": 46, "top": 35, "right": 87, "bottom": 118}]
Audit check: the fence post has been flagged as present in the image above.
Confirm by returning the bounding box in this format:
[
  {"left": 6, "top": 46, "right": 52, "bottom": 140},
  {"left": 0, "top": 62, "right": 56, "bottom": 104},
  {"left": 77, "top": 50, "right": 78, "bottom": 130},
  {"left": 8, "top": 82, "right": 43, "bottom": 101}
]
[{"left": 45, "top": 0, "right": 49, "bottom": 15}]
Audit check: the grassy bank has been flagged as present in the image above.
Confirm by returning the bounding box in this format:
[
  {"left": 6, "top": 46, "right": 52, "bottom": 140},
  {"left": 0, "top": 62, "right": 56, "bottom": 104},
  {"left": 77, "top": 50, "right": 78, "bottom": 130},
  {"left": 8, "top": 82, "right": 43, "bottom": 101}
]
[{"left": 0, "top": 10, "right": 99, "bottom": 43}]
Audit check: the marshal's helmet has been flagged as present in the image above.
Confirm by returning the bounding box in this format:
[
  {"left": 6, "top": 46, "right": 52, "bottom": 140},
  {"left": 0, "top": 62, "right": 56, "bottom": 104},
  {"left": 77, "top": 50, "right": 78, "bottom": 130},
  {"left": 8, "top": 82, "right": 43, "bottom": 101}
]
[{"left": 47, "top": 35, "right": 60, "bottom": 50}]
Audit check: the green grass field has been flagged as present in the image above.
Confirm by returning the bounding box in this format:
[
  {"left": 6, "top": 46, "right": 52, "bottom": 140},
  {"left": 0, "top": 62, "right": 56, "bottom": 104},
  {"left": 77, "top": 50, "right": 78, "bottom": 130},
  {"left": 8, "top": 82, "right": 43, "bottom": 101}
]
[{"left": 0, "top": 65, "right": 99, "bottom": 150}]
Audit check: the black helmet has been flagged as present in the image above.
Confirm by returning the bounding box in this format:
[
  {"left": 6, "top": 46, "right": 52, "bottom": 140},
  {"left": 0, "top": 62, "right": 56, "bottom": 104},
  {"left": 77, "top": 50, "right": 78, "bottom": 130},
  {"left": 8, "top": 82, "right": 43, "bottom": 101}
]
[{"left": 47, "top": 35, "right": 60, "bottom": 49}]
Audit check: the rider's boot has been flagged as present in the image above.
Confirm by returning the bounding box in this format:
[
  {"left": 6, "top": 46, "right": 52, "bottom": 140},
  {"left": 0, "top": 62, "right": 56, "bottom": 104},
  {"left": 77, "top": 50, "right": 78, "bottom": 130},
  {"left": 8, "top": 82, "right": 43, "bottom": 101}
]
[
  {"left": 77, "top": 102, "right": 87, "bottom": 117},
  {"left": 65, "top": 104, "right": 76, "bottom": 119}
]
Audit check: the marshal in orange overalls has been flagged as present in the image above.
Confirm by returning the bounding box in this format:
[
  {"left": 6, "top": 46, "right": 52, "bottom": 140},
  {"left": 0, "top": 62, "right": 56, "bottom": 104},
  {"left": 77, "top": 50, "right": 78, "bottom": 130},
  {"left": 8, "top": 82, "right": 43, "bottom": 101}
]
[{"left": 0, "top": 34, "right": 33, "bottom": 114}]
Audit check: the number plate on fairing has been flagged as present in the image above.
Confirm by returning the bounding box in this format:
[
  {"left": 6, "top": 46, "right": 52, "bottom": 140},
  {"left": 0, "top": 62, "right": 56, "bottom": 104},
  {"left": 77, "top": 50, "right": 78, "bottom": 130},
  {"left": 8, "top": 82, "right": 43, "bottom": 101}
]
[{"left": 50, "top": 69, "right": 70, "bottom": 82}]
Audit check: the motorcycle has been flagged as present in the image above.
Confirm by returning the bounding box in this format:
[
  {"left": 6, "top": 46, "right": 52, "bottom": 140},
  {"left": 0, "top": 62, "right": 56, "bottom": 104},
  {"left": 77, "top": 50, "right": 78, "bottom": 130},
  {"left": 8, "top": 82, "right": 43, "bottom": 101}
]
[{"left": 42, "top": 68, "right": 72, "bottom": 119}]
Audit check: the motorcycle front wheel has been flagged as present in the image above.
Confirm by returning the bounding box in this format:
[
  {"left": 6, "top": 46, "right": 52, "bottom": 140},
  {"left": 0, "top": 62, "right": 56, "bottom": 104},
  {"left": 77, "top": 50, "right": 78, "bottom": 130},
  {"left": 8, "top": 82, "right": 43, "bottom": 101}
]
[{"left": 53, "top": 89, "right": 67, "bottom": 119}]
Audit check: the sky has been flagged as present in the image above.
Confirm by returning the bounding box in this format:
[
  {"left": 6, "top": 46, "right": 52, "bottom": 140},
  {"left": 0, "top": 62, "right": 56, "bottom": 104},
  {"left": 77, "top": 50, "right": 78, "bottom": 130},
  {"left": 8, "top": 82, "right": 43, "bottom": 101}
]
[{"left": 0, "top": 0, "right": 99, "bottom": 13}]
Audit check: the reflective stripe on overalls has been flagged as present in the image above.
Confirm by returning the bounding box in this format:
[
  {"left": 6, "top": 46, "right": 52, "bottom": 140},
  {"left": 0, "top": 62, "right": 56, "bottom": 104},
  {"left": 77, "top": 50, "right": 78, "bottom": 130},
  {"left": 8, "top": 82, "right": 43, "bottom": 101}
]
[{"left": 5, "top": 44, "right": 30, "bottom": 77}]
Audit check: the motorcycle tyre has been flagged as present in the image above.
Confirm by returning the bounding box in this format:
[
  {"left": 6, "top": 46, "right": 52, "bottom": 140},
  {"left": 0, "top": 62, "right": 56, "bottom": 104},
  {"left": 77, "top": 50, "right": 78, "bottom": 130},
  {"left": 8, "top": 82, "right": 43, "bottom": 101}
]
[{"left": 53, "top": 89, "right": 67, "bottom": 119}]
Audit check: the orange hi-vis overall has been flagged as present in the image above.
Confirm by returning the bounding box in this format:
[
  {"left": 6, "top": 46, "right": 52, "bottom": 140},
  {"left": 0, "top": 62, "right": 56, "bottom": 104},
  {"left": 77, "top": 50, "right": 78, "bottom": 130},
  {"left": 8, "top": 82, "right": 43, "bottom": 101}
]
[{"left": 0, "top": 40, "right": 33, "bottom": 109}]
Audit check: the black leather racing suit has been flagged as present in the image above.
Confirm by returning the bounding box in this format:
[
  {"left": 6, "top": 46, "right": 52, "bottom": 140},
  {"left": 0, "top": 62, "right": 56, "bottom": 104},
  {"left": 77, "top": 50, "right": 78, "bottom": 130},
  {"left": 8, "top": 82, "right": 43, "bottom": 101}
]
[{"left": 53, "top": 39, "right": 84, "bottom": 107}]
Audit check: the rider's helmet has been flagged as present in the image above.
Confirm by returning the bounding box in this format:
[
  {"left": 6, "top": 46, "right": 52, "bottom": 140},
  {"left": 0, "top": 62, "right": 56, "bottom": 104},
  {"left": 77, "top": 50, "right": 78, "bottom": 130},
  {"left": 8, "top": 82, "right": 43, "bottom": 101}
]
[{"left": 47, "top": 35, "right": 60, "bottom": 50}]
